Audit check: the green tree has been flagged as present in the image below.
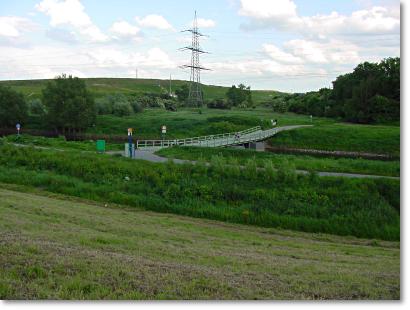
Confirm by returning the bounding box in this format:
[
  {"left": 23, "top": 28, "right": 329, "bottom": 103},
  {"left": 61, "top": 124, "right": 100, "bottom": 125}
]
[
  {"left": 226, "top": 84, "right": 252, "bottom": 107},
  {"left": 42, "top": 74, "right": 95, "bottom": 134},
  {"left": 175, "top": 84, "right": 189, "bottom": 103},
  {"left": 0, "top": 85, "right": 28, "bottom": 128}
]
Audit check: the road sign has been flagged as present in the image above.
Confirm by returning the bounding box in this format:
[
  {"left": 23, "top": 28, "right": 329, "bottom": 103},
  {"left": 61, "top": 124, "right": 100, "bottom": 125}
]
[
  {"left": 161, "top": 125, "right": 167, "bottom": 134},
  {"left": 128, "top": 128, "right": 133, "bottom": 136}
]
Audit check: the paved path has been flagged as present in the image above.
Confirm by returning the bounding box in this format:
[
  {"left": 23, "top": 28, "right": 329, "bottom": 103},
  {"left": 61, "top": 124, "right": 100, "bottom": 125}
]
[
  {"left": 131, "top": 150, "right": 399, "bottom": 180},
  {"left": 10, "top": 143, "right": 399, "bottom": 180}
]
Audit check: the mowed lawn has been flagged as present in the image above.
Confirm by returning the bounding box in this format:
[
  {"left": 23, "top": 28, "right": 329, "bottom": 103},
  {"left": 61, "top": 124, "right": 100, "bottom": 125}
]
[{"left": 0, "top": 187, "right": 400, "bottom": 300}]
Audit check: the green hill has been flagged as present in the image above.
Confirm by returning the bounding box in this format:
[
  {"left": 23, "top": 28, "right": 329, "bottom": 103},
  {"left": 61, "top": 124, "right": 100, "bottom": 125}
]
[{"left": 0, "top": 78, "right": 279, "bottom": 104}]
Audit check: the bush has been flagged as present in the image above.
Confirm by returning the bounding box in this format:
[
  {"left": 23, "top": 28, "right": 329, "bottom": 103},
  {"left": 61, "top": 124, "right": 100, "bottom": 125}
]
[
  {"left": 28, "top": 99, "right": 47, "bottom": 115},
  {"left": 129, "top": 99, "right": 144, "bottom": 113},
  {"left": 0, "top": 85, "right": 28, "bottom": 128},
  {"left": 112, "top": 101, "right": 133, "bottom": 117},
  {"left": 95, "top": 97, "right": 113, "bottom": 115},
  {"left": 163, "top": 100, "right": 177, "bottom": 111},
  {"left": 207, "top": 99, "right": 231, "bottom": 109}
]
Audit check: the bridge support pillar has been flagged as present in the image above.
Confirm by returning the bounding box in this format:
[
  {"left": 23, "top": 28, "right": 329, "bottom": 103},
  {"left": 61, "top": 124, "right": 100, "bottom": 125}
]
[{"left": 249, "top": 141, "right": 265, "bottom": 152}]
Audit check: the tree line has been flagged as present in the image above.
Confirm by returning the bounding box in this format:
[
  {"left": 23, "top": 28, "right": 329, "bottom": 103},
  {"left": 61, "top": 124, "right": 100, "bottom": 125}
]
[{"left": 271, "top": 57, "right": 400, "bottom": 123}]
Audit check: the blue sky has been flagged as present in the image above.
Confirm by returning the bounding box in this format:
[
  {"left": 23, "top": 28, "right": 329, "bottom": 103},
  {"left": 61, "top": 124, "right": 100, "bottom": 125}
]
[{"left": 0, "top": 0, "right": 400, "bottom": 92}]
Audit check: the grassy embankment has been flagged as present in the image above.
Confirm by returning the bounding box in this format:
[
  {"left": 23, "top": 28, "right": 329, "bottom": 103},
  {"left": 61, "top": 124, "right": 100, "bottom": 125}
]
[
  {"left": 268, "top": 123, "right": 400, "bottom": 158},
  {"left": 0, "top": 144, "right": 400, "bottom": 240},
  {"left": 1, "top": 134, "right": 123, "bottom": 151},
  {"left": 0, "top": 186, "right": 400, "bottom": 300},
  {"left": 156, "top": 146, "right": 400, "bottom": 177}
]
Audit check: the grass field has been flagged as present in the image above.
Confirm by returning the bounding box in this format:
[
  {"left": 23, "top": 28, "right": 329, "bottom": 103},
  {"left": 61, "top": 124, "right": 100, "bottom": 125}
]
[
  {"left": 1, "top": 134, "right": 123, "bottom": 151},
  {"left": 0, "top": 186, "right": 400, "bottom": 300},
  {"left": 268, "top": 123, "right": 400, "bottom": 157},
  {"left": 85, "top": 107, "right": 318, "bottom": 138},
  {"left": 156, "top": 146, "right": 400, "bottom": 177},
  {"left": 0, "top": 78, "right": 278, "bottom": 103}
]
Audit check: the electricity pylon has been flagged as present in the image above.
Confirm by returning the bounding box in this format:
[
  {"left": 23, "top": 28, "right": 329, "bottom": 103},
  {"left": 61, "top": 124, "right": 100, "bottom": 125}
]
[{"left": 180, "top": 11, "right": 210, "bottom": 106}]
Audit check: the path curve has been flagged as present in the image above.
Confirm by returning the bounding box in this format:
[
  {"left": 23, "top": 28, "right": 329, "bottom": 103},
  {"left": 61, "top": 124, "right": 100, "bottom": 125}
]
[{"left": 131, "top": 150, "right": 399, "bottom": 180}]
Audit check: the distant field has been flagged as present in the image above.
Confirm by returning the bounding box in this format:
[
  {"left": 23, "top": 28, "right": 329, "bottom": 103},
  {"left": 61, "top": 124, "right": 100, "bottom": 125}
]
[
  {"left": 0, "top": 78, "right": 278, "bottom": 103},
  {"left": 0, "top": 187, "right": 400, "bottom": 299},
  {"left": 156, "top": 146, "right": 400, "bottom": 177}
]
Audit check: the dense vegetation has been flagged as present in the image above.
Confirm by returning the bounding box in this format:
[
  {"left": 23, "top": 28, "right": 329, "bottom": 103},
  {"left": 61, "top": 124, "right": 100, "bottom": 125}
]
[
  {"left": 42, "top": 74, "right": 96, "bottom": 134},
  {"left": 271, "top": 57, "right": 400, "bottom": 124},
  {"left": 0, "top": 144, "right": 399, "bottom": 240},
  {"left": 156, "top": 146, "right": 400, "bottom": 177},
  {"left": 0, "top": 85, "right": 28, "bottom": 128}
]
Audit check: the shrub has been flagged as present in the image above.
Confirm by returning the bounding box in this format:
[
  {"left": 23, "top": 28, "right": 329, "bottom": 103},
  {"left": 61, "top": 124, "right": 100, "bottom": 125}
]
[
  {"left": 0, "top": 85, "right": 28, "bottom": 128},
  {"left": 28, "top": 99, "right": 47, "bottom": 115},
  {"left": 112, "top": 101, "right": 133, "bottom": 117},
  {"left": 207, "top": 99, "right": 231, "bottom": 109}
]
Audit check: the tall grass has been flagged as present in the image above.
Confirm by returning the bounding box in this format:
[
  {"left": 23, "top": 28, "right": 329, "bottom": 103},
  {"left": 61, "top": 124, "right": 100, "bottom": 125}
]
[{"left": 0, "top": 144, "right": 400, "bottom": 240}]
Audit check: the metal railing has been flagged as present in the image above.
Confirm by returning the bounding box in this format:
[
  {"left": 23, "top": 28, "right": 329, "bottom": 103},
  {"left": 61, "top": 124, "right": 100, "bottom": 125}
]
[{"left": 136, "top": 126, "right": 267, "bottom": 149}]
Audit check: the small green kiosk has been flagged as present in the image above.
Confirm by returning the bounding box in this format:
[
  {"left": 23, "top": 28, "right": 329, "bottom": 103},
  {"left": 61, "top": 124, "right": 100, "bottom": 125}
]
[{"left": 96, "top": 140, "right": 106, "bottom": 153}]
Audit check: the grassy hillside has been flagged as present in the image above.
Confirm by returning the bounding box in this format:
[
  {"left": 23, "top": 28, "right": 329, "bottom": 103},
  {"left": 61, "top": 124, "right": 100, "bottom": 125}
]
[
  {"left": 0, "top": 78, "right": 278, "bottom": 103},
  {"left": 0, "top": 186, "right": 400, "bottom": 299}
]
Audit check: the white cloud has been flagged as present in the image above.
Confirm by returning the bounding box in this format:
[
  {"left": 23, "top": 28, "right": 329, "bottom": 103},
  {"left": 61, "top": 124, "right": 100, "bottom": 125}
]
[
  {"left": 262, "top": 43, "right": 302, "bottom": 64},
  {"left": 209, "top": 58, "right": 305, "bottom": 76},
  {"left": 0, "top": 44, "right": 177, "bottom": 81},
  {"left": 135, "top": 14, "right": 174, "bottom": 31},
  {"left": 239, "top": 0, "right": 297, "bottom": 20},
  {"left": 85, "top": 47, "right": 176, "bottom": 70},
  {"left": 284, "top": 39, "right": 361, "bottom": 64},
  {"left": 195, "top": 18, "right": 216, "bottom": 28},
  {"left": 109, "top": 21, "right": 140, "bottom": 40},
  {"left": 238, "top": 0, "right": 400, "bottom": 38},
  {"left": 36, "top": 0, "right": 108, "bottom": 42},
  {"left": 0, "top": 16, "right": 36, "bottom": 38}
]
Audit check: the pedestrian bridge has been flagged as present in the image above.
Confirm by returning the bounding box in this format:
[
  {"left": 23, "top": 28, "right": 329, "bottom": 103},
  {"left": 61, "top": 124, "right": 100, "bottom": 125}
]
[{"left": 135, "top": 125, "right": 310, "bottom": 151}]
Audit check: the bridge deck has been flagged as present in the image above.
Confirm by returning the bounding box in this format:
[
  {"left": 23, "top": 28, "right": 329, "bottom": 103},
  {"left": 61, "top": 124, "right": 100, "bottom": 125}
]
[{"left": 135, "top": 125, "right": 311, "bottom": 151}]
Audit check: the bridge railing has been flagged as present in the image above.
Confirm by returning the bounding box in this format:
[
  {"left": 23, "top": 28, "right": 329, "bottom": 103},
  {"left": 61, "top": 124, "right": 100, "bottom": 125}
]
[{"left": 136, "top": 126, "right": 262, "bottom": 149}]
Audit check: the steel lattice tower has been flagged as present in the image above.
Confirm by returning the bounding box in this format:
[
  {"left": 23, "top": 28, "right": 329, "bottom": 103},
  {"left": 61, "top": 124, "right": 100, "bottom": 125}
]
[{"left": 180, "top": 11, "right": 210, "bottom": 107}]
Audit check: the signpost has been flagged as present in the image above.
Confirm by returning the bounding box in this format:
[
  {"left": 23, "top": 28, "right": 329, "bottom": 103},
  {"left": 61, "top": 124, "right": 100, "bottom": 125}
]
[
  {"left": 16, "top": 123, "right": 21, "bottom": 136},
  {"left": 161, "top": 125, "right": 167, "bottom": 140}
]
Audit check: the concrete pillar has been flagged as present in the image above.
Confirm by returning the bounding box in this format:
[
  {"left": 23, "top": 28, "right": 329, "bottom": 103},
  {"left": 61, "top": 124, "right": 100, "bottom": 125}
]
[{"left": 249, "top": 141, "right": 265, "bottom": 152}]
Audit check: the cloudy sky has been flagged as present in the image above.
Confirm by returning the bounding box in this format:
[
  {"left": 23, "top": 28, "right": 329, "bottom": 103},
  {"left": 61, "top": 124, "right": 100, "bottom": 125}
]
[{"left": 0, "top": 0, "right": 400, "bottom": 92}]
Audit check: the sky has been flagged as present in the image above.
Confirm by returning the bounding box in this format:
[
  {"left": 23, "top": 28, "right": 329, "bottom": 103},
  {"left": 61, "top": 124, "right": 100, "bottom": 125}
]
[{"left": 0, "top": 0, "right": 401, "bottom": 92}]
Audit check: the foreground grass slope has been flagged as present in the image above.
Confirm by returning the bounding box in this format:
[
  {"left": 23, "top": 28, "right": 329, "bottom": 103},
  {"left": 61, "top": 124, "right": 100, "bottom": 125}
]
[
  {"left": 0, "top": 187, "right": 400, "bottom": 300},
  {"left": 0, "top": 78, "right": 277, "bottom": 103}
]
